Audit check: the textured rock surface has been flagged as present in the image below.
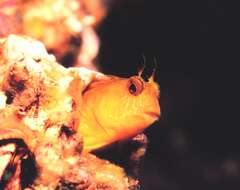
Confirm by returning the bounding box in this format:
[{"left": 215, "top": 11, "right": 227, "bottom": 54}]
[{"left": 0, "top": 35, "right": 134, "bottom": 190}]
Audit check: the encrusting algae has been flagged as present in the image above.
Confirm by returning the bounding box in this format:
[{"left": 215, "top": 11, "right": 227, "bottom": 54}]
[{"left": 0, "top": 35, "right": 160, "bottom": 189}]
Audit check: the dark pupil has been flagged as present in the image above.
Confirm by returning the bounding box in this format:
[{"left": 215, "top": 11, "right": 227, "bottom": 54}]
[{"left": 129, "top": 83, "right": 137, "bottom": 94}]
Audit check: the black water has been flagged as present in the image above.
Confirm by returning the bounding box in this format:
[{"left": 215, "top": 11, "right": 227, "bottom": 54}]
[{"left": 97, "top": 0, "right": 237, "bottom": 189}]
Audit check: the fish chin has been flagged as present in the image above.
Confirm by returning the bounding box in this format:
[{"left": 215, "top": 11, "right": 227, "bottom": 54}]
[
  {"left": 122, "top": 112, "right": 159, "bottom": 136},
  {"left": 142, "top": 111, "right": 160, "bottom": 126}
]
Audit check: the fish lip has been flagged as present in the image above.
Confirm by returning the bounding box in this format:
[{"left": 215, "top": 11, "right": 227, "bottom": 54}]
[{"left": 145, "top": 111, "right": 160, "bottom": 119}]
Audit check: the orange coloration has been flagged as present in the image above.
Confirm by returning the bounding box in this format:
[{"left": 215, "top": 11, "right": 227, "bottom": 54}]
[{"left": 78, "top": 75, "right": 160, "bottom": 151}]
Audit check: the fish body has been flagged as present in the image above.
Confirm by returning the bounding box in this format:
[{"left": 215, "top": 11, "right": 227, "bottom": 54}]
[{"left": 78, "top": 75, "right": 160, "bottom": 151}]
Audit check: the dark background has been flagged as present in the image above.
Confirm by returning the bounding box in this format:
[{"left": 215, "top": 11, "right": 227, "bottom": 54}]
[{"left": 96, "top": 0, "right": 238, "bottom": 190}]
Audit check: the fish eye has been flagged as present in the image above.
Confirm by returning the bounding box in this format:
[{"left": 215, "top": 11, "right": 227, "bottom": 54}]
[{"left": 128, "top": 77, "right": 143, "bottom": 95}]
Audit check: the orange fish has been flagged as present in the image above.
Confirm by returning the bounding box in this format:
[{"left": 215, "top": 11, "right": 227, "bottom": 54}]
[{"left": 78, "top": 73, "right": 161, "bottom": 151}]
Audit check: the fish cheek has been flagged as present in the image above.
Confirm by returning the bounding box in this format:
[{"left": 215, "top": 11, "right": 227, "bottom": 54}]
[{"left": 92, "top": 101, "right": 122, "bottom": 136}]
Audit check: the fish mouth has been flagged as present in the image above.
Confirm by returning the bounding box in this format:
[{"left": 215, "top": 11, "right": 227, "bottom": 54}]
[{"left": 145, "top": 111, "right": 160, "bottom": 120}]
